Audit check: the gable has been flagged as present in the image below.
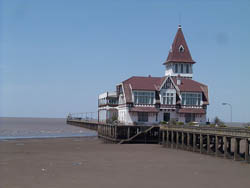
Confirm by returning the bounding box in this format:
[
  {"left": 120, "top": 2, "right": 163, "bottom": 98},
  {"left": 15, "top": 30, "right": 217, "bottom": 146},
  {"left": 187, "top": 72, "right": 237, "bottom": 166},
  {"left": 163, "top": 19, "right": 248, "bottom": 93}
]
[{"left": 159, "top": 76, "right": 180, "bottom": 96}]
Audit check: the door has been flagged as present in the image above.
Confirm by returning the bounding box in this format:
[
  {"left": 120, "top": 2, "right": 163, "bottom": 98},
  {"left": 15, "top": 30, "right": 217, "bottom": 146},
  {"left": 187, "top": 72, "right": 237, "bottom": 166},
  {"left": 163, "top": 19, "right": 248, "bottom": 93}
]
[{"left": 164, "top": 113, "right": 170, "bottom": 122}]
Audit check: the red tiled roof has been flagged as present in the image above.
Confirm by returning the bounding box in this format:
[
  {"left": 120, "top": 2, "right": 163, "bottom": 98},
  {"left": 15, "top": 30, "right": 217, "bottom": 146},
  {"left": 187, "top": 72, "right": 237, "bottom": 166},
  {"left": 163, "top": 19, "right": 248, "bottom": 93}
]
[
  {"left": 122, "top": 76, "right": 163, "bottom": 103},
  {"left": 123, "top": 76, "right": 163, "bottom": 90},
  {"left": 164, "top": 25, "right": 195, "bottom": 64},
  {"left": 178, "top": 108, "right": 206, "bottom": 114},
  {"left": 121, "top": 76, "right": 209, "bottom": 104},
  {"left": 129, "top": 107, "right": 159, "bottom": 113},
  {"left": 172, "top": 77, "right": 206, "bottom": 92}
]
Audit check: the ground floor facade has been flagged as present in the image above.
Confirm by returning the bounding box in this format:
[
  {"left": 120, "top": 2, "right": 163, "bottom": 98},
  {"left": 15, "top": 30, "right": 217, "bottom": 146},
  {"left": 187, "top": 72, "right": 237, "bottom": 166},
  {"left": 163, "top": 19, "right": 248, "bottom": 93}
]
[{"left": 99, "top": 106, "right": 206, "bottom": 125}]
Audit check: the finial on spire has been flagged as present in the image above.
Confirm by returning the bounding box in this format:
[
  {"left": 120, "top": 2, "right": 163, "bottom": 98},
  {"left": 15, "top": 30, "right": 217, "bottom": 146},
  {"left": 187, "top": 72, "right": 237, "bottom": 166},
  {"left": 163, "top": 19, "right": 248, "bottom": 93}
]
[
  {"left": 178, "top": 24, "right": 182, "bottom": 29},
  {"left": 178, "top": 12, "right": 182, "bottom": 28}
]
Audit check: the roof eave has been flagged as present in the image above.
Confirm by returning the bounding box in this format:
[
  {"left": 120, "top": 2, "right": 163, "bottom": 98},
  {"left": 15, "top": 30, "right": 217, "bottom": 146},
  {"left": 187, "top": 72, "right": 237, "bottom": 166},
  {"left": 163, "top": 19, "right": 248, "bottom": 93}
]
[{"left": 163, "top": 60, "right": 196, "bottom": 65}]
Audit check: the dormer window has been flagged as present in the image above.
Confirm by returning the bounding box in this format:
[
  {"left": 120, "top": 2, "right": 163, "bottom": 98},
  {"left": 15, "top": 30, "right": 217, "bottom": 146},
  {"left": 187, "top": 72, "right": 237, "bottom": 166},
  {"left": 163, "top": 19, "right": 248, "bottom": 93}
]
[{"left": 179, "top": 45, "right": 184, "bottom": 53}]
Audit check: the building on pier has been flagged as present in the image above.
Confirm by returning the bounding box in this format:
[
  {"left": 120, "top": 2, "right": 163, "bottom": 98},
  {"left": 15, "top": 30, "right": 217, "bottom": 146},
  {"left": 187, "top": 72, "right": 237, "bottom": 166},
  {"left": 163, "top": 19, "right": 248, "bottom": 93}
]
[{"left": 98, "top": 25, "right": 209, "bottom": 125}]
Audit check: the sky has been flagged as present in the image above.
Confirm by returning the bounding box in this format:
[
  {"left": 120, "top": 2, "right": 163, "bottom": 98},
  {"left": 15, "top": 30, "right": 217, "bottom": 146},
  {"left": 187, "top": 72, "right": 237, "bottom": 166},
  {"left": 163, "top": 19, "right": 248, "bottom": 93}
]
[{"left": 0, "top": 0, "right": 250, "bottom": 122}]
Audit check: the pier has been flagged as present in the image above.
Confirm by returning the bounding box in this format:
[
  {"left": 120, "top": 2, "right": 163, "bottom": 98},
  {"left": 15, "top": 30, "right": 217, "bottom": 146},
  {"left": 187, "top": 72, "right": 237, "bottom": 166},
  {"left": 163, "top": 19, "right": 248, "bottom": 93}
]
[
  {"left": 161, "top": 125, "right": 250, "bottom": 162},
  {"left": 67, "top": 115, "right": 250, "bottom": 163},
  {"left": 66, "top": 115, "right": 160, "bottom": 144}
]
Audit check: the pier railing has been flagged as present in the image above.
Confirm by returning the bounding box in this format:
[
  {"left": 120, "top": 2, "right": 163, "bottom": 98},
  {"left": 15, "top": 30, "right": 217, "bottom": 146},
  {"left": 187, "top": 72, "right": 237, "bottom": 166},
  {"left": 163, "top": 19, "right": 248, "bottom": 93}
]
[
  {"left": 161, "top": 125, "right": 250, "bottom": 138},
  {"left": 67, "top": 112, "right": 98, "bottom": 122}
]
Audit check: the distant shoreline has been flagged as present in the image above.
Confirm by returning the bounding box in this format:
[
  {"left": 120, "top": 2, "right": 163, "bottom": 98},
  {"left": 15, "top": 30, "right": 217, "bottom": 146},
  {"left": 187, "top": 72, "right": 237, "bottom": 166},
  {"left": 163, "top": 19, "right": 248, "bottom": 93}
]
[
  {"left": 0, "top": 117, "right": 66, "bottom": 119},
  {"left": 0, "top": 135, "right": 97, "bottom": 141}
]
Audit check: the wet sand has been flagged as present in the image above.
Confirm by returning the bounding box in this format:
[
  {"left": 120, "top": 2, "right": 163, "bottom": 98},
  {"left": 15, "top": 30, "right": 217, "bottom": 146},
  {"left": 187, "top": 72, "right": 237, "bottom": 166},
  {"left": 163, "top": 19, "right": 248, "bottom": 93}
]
[{"left": 0, "top": 137, "right": 250, "bottom": 188}]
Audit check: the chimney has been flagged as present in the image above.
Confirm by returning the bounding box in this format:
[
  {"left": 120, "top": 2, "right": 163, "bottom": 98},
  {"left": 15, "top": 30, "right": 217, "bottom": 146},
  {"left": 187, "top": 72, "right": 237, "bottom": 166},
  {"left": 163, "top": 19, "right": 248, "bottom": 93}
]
[{"left": 177, "top": 74, "right": 181, "bottom": 85}]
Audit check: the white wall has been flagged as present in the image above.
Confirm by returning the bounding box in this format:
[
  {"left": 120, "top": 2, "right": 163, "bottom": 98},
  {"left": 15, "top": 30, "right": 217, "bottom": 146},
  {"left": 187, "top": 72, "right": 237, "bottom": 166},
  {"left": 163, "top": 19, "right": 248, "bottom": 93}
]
[
  {"left": 177, "top": 113, "right": 206, "bottom": 123},
  {"left": 195, "top": 114, "right": 206, "bottom": 123},
  {"left": 158, "top": 110, "right": 177, "bottom": 122},
  {"left": 178, "top": 113, "right": 186, "bottom": 123},
  {"left": 118, "top": 107, "right": 206, "bottom": 125},
  {"left": 165, "top": 64, "right": 193, "bottom": 78},
  {"left": 99, "top": 110, "right": 107, "bottom": 122},
  {"left": 118, "top": 107, "right": 159, "bottom": 125}
]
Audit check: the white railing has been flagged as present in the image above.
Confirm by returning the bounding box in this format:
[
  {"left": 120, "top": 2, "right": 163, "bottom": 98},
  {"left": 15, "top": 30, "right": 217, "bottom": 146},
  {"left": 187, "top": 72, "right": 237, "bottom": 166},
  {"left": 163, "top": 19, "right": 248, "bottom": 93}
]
[{"left": 67, "top": 112, "right": 98, "bottom": 122}]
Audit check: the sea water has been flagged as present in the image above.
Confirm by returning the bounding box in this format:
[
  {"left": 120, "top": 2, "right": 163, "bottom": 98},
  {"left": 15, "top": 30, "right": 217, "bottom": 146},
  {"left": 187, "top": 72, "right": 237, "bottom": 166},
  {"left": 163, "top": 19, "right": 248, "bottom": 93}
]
[{"left": 0, "top": 117, "right": 97, "bottom": 140}]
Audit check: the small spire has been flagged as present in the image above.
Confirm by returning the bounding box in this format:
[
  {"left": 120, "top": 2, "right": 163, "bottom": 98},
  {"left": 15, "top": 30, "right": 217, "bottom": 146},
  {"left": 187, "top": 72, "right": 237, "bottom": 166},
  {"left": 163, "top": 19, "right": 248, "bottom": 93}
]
[{"left": 178, "top": 24, "right": 182, "bottom": 29}]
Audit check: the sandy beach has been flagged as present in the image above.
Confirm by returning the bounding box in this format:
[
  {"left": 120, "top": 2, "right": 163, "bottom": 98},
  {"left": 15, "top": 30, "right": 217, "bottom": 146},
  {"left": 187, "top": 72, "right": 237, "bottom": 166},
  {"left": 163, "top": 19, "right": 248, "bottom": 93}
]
[{"left": 1, "top": 137, "right": 250, "bottom": 188}]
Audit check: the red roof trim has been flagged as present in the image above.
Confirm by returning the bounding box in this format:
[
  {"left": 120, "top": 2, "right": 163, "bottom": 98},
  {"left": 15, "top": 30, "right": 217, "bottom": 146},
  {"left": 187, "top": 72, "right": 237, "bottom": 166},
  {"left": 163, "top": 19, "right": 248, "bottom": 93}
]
[
  {"left": 178, "top": 108, "right": 206, "bottom": 114},
  {"left": 129, "top": 107, "right": 159, "bottom": 113}
]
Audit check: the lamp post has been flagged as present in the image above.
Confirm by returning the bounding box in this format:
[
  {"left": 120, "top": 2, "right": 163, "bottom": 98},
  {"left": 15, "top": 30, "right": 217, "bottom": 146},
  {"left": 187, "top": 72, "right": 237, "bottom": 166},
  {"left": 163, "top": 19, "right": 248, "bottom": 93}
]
[{"left": 222, "top": 102, "right": 232, "bottom": 122}]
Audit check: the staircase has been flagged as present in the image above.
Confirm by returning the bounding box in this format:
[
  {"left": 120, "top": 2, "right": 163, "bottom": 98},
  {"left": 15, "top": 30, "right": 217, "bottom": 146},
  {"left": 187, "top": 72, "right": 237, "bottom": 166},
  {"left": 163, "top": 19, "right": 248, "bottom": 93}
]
[{"left": 119, "top": 126, "right": 156, "bottom": 144}]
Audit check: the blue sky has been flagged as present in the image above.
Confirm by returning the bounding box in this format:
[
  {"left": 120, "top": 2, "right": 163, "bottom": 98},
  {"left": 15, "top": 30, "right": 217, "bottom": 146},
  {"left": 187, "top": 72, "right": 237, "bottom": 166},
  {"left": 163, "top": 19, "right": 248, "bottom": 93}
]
[{"left": 0, "top": 0, "right": 250, "bottom": 122}]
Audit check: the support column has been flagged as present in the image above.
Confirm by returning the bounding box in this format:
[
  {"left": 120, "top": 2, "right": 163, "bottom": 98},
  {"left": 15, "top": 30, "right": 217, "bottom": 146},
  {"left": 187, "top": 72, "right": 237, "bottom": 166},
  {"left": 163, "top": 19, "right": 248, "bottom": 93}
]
[
  {"left": 228, "top": 137, "right": 232, "bottom": 155},
  {"left": 207, "top": 135, "right": 211, "bottom": 154},
  {"left": 176, "top": 132, "right": 179, "bottom": 149},
  {"left": 187, "top": 133, "right": 190, "bottom": 151},
  {"left": 234, "top": 138, "right": 240, "bottom": 161},
  {"left": 127, "top": 127, "right": 130, "bottom": 139},
  {"left": 215, "top": 136, "right": 219, "bottom": 157},
  {"left": 162, "top": 131, "right": 165, "bottom": 146},
  {"left": 112, "top": 127, "right": 114, "bottom": 138},
  {"left": 114, "top": 126, "right": 117, "bottom": 139},
  {"left": 245, "top": 139, "right": 249, "bottom": 162},
  {"left": 182, "top": 132, "right": 185, "bottom": 149},
  {"left": 193, "top": 134, "right": 196, "bottom": 152},
  {"left": 200, "top": 134, "right": 203, "bottom": 154},
  {"left": 171, "top": 130, "right": 174, "bottom": 149},
  {"left": 224, "top": 136, "right": 228, "bottom": 158},
  {"left": 167, "top": 131, "right": 170, "bottom": 147}
]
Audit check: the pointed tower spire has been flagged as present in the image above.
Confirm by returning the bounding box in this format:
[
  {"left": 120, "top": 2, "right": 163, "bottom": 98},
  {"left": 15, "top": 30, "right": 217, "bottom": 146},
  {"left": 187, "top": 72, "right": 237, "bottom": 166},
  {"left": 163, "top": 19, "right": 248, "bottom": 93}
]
[
  {"left": 163, "top": 25, "right": 195, "bottom": 79},
  {"left": 164, "top": 25, "right": 195, "bottom": 64}
]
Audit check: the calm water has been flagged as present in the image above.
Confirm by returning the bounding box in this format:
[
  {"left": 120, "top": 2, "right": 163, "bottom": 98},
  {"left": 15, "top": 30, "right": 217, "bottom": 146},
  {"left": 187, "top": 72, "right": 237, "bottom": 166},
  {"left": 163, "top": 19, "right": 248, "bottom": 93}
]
[{"left": 0, "top": 117, "right": 97, "bottom": 140}]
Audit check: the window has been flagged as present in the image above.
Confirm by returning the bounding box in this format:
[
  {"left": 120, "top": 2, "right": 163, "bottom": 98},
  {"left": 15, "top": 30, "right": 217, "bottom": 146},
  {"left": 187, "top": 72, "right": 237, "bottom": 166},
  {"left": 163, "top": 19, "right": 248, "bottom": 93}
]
[
  {"left": 162, "top": 78, "right": 173, "bottom": 89},
  {"left": 179, "top": 45, "right": 184, "bottom": 52},
  {"left": 175, "top": 64, "right": 178, "bottom": 73},
  {"left": 181, "top": 64, "right": 183, "bottom": 73},
  {"left": 162, "top": 93, "right": 174, "bottom": 105},
  {"left": 133, "top": 91, "right": 154, "bottom": 105},
  {"left": 181, "top": 92, "right": 202, "bottom": 106},
  {"left": 99, "top": 98, "right": 107, "bottom": 105},
  {"left": 186, "top": 64, "right": 189, "bottom": 73},
  {"left": 138, "top": 112, "right": 148, "bottom": 122},
  {"left": 108, "top": 98, "right": 118, "bottom": 105}
]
